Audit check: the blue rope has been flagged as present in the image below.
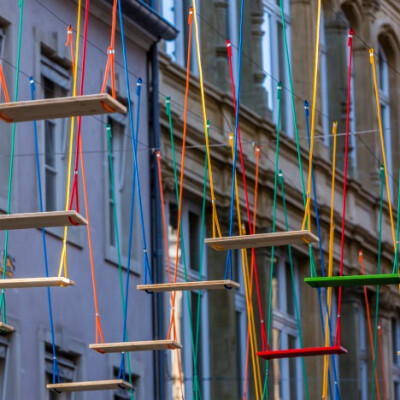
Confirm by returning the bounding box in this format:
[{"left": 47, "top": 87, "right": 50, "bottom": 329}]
[
  {"left": 117, "top": 78, "right": 144, "bottom": 380},
  {"left": 30, "top": 77, "right": 60, "bottom": 384},
  {"left": 304, "top": 101, "right": 340, "bottom": 399},
  {"left": 224, "top": 0, "right": 245, "bottom": 280}
]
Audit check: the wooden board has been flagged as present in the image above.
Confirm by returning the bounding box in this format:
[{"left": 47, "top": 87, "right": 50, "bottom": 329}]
[
  {"left": 0, "top": 322, "right": 14, "bottom": 333},
  {"left": 47, "top": 379, "right": 132, "bottom": 393},
  {"left": 205, "top": 230, "right": 319, "bottom": 251},
  {"left": 137, "top": 279, "right": 240, "bottom": 292},
  {"left": 89, "top": 340, "right": 182, "bottom": 353},
  {"left": 0, "top": 210, "right": 87, "bottom": 230},
  {"left": 304, "top": 274, "right": 400, "bottom": 288},
  {"left": 0, "top": 277, "right": 74, "bottom": 289},
  {"left": 0, "top": 93, "right": 127, "bottom": 123}
]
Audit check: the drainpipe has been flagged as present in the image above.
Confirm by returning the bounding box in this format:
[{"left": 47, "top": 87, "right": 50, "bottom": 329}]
[{"left": 149, "top": 38, "right": 165, "bottom": 400}]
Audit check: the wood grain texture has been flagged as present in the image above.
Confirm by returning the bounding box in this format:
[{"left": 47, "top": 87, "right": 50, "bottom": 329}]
[
  {"left": 0, "top": 210, "right": 87, "bottom": 230},
  {"left": 47, "top": 379, "right": 133, "bottom": 392},
  {"left": 205, "top": 230, "right": 319, "bottom": 250},
  {"left": 0, "top": 93, "right": 127, "bottom": 122},
  {"left": 0, "top": 277, "right": 75, "bottom": 289},
  {"left": 89, "top": 340, "right": 182, "bottom": 353},
  {"left": 137, "top": 279, "right": 240, "bottom": 292},
  {"left": 0, "top": 322, "right": 14, "bottom": 333}
]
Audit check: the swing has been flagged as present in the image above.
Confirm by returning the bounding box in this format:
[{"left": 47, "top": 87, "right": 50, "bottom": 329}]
[
  {"left": 205, "top": 230, "right": 318, "bottom": 251},
  {"left": 0, "top": 93, "right": 126, "bottom": 123},
  {"left": 0, "top": 210, "right": 87, "bottom": 230},
  {"left": 258, "top": 345, "right": 347, "bottom": 360},
  {"left": 89, "top": 339, "right": 182, "bottom": 353},
  {"left": 137, "top": 279, "right": 239, "bottom": 292},
  {"left": 305, "top": 273, "right": 400, "bottom": 288},
  {"left": 0, "top": 322, "right": 14, "bottom": 333},
  {"left": 0, "top": 277, "right": 74, "bottom": 289},
  {"left": 47, "top": 379, "right": 133, "bottom": 393}
]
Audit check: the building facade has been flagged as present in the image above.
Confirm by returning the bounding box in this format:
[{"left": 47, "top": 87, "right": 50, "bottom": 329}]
[
  {"left": 157, "top": 0, "right": 400, "bottom": 399},
  {"left": 0, "top": 0, "right": 175, "bottom": 399}
]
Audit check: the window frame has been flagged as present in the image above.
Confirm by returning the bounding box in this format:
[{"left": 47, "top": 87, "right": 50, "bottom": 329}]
[
  {"left": 270, "top": 253, "right": 303, "bottom": 400},
  {"left": 0, "top": 336, "right": 10, "bottom": 400},
  {"left": 104, "top": 112, "right": 141, "bottom": 275},
  {"left": 261, "top": 0, "right": 293, "bottom": 137}
]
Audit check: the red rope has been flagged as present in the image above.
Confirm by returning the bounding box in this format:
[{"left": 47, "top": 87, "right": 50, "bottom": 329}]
[
  {"left": 227, "top": 40, "right": 267, "bottom": 350},
  {"left": 335, "top": 28, "right": 354, "bottom": 346}
]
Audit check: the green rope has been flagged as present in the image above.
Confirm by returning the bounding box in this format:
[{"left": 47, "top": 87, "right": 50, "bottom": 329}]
[
  {"left": 371, "top": 166, "right": 385, "bottom": 400},
  {"left": 263, "top": 82, "right": 282, "bottom": 399},
  {"left": 0, "top": 0, "right": 25, "bottom": 323},
  {"left": 166, "top": 97, "right": 209, "bottom": 399},
  {"left": 106, "top": 124, "right": 134, "bottom": 399},
  {"left": 278, "top": 170, "right": 310, "bottom": 400},
  {"left": 392, "top": 171, "right": 400, "bottom": 275}
]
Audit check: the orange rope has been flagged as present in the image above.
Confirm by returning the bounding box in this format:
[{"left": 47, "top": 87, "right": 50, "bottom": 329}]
[
  {"left": 155, "top": 151, "right": 184, "bottom": 399},
  {"left": 243, "top": 145, "right": 261, "bottom": 399},
  {"left": 101, "top": 0, "right": 117, "bottom": 97},
  {"left": 65, "top": 25, "right": 75, "bottom": 74},
  {"left": 79, "top": 131, "right": 104, "bottom": 345},
  {"left": 0, "top": 63, "right": 10, "bottom": 103},
  {"left": 359, "top": 250, "right": 380, "bottom": 400}
]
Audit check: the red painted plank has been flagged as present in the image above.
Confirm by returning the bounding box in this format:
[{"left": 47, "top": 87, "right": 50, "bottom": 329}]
[{"left": 257, "top": 346, "right": 348, "bottom": 360}]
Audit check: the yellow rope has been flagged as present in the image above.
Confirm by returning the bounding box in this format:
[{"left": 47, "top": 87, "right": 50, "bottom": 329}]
[
  {"left": 57, "top": 1, "right": 82, "bottom": 278},
  {"left": 191, "top": 0, "right": 221, "bottom": 238},
  {"left": 302, "top": 0, "right": 321, "bottom": 231},
  {"left": 322, "top": 121, "right": 338, "bottom": 399},
  {"left": 229, "top": 134, "right": 262, "bottom": 399},
  {"left": 369, "top": 49, "right": 396, "bottom": 251}
]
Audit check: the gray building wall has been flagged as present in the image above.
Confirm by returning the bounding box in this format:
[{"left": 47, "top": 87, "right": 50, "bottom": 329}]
[{"left": 0, "top": 0, "right": 162, "bottom": 398}]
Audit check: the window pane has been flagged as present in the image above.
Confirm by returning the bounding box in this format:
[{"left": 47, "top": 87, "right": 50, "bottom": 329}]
[
  {"left": 168, "top": 203, "right": 180, "bottom": 262},
  {"left": 285, "top": 262, "right": 294, "bottom": 316},
  {"left": 45, "top": 170, "right": 56, "bottom": 212},
  {"left": 191, "top": 292, "right": 203, "bottom": 393},
  {"left": 272, "top": 263, "right": 280, "bottom": 310},
  {"left": 271, "top": 328, "right": 282, "bottom": 398},
  {"left": 235, "top": 310, "right": 243, "bottom": 397},
  {"left": 45, "top": 121, "right": 56, "bottom": 168},
  {"left": 288, "top": 335, "right": 298, "bottom": 400},
  {"left": 189, "top": 211, "right": 200, "bottom": 271}
]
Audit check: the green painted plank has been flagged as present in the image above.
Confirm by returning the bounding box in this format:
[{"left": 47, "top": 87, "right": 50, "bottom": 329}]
[{"left": 304, "top": 274, "right": 400, "bottom": 288}]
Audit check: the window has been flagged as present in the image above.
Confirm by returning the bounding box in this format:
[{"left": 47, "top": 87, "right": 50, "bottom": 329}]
[
  {"left": 41, "top": 55, "right": 70, "bottom": 212},
  {"left": 320, "top": 12, "right": 330, "bottom": 144},
  {"left": 270, "top": 255, "right": 303, "bottom": 399},
  {"left": 234, "top": 249, "right": 246, "bottom": 397},
  {"left": 261, "top": 0, "right": 293, "bottom": 136},
  {"left": 0, "top": 27, "right": 5, "bottom": 61},
  {"left": 166, "top": 201, "right": 210, "bottom": 399},
  {"left": 227, "top": 0, "right": 239, "bottom": 82},
  {"left": 0, "top": 337, "right": 9, "bottom": 400},
  {"left": 105, "top": 114, "right": 141, "bottom": 272},
  {"left": 392, "top": 317, "right": 400, "bottom": 397},
  {"left": 161, "top": 0, "right": 198, "bottom": 74},
  {"left": 45, "top": 346, "right": 79, "bottom": 400},
  {"left": 378, "top": 44, "right": 393, "bottom": 197},
  {"left": 358, "top": 305, "right": 368, "bottom": 400}
]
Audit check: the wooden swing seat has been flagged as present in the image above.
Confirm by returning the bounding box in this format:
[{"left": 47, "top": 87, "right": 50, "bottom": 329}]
[
  {"left": 47, "top": 379, "right": 132, "bottom": 393},
  {"left": 205, "top": 230, "right": 318, "bottom": 251},
  {"left": 305, "top": 273, "right": 400, "bottom": 288},
  {"left": 0, "top": 277, "right": 74, "bottom": 289},
  {"left": 0, "top": 210, "right": 87, "bottom": 230},
  {"left": 0, "top": 322, "right": 14, "bottom": 333},
  {"left": 89, "top": 339, "right": 182, "bottom": 353},
  {"left": 257, "top": 345, "right": 348, "bottom": 360},
  {"left": 0, "top": 93, "right": 126, "bottom": 123},
  {"left": 137, "top": 279, "right": 240, "bottom": 292}
]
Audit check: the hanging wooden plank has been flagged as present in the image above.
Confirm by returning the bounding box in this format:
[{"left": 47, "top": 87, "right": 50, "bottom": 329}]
[
  {"left": 137, "top": 279, "right": 240, "bottom": 292},
  {"left": 0, "top": 93, "right": 127, "bottom": 123},
  {"left": 257, "top": 345, "right": 348, "bottom": 360},
  {"left": 205, "top": 230, "right": 318, "bottom": 251},
  {"left": 47, "top": 379, "right": 133, "bottom": 393},
  {"left": 0, "top": 210, "right": 87, "bottom": 230},
  {"left": 0, "top": 277, "right": 74, "bottom": 289},
  {"left": 0, "top": 322, "right": 14, "bottom": 333},
  {"left": 89, "top": 339, "right": 182, "bottom": 353},
  {"left": 304, "top": 273, "right": 400, "bottom": 288}
]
